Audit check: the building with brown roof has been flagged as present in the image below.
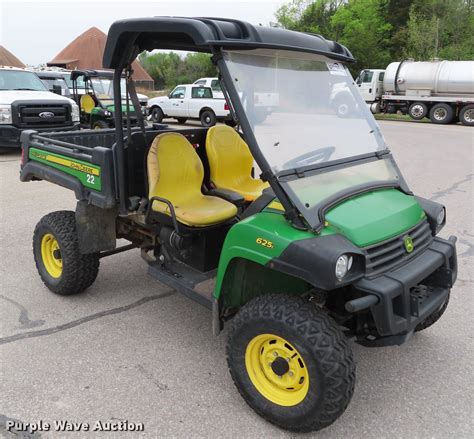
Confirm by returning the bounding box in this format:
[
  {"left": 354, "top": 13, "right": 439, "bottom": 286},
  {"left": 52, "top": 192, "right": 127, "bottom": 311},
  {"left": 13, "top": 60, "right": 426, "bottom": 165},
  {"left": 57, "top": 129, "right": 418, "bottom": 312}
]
[
  {"left": 47, "top": 27, "right": 154, "bottom": 89},
  {"left": 0, "top": 45, "right": 26, "bottom": 68}
]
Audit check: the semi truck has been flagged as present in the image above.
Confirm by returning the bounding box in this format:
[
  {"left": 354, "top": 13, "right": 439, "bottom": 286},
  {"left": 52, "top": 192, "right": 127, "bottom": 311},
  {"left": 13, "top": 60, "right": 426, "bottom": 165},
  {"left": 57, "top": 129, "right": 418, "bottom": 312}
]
[{"left": 357, "top": 60, "right": 474, "bottom": 125}]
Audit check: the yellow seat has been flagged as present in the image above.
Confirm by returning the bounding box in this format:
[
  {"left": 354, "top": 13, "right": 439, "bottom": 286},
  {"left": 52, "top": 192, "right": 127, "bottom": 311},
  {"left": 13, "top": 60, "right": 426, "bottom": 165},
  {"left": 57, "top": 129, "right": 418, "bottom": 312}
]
[
  {"left": 206, "top": 125, "right": 269, "bottom": 201},
  {"left": 80, "top": 94, "right": 96, "bottom": 114},
  {"left": 147, "top": 132, "right": 237, "bottom": 227}
]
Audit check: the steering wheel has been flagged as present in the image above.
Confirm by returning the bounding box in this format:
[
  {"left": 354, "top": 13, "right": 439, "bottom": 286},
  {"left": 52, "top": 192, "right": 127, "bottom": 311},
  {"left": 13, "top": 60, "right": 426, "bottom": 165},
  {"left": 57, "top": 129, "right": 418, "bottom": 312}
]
[{"left": 283, "top": 146, "right": 336, "bottom": 169}]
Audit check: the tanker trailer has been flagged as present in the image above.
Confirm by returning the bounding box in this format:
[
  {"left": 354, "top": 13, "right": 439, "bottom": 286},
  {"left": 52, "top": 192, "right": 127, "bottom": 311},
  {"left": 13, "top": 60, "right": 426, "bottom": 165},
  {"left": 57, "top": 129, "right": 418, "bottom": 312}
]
[{"left": 356, "top": 60, "right": 474, "bottom": 125}]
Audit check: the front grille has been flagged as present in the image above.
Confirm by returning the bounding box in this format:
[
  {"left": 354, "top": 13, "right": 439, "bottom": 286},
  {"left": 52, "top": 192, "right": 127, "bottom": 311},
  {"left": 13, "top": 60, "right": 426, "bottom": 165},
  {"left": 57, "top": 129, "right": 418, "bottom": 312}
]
[
  {"left": 17, "top": 103, "right": 71, "bottom": 128},
  {"left": 364, "top": 219, "right": 433, "bottom": 277}
]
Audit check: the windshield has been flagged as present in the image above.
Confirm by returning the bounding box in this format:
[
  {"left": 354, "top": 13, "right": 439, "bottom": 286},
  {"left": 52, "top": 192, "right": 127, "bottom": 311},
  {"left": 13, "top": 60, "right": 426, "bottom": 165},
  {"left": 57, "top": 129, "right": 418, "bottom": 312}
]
[
  {"left": 91, "top": 77, "right": 141, "bottom": 100},
  {"left": 90, "top": 77, "right": 113, "bottom": 100},
  {"left": 223, "top": 49, "right": 386, "bottom": 174},
  {"left": 0, "top": 70, "right": 48, "bottom": 91},
  {"left": 223, "top": 49, "right": 399, "bottom": 230}
]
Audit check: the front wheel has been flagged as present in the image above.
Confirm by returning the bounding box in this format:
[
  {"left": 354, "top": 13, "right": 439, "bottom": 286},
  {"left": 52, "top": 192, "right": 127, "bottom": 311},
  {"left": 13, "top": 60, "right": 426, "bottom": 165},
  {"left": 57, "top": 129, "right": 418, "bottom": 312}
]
[
  {"left": 33, "top": 211, "right": 99, "bottom": 295},
  {"left": 226, "top": 294, "right": 355, "bottom": 432},
  {"left": 200, "top": 109, "right": 216, "bottom": 127},
  {"left": 415, "top": 293, "right": 450, "bottom": 332},
  {"left": 92, "top": 120, "right": 110, "bottom": 129},
  {"left": 150, "top": 106, "right": 164, "bottom": 123}
]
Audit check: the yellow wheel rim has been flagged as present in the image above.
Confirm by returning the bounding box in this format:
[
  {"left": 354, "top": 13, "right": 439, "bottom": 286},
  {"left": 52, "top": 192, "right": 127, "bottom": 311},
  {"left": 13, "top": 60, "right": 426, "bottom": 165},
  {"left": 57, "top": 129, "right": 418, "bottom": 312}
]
[
  {"left": 40, "top": 233, "right": 62, "bottom": 278},
  {"left": 245, "top": 333, "right": 309, "bottom": 406}
]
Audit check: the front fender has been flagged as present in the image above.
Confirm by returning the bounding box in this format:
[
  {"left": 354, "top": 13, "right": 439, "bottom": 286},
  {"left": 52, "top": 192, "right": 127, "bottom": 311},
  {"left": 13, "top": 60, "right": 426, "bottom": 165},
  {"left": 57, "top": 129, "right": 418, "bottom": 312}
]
[{"left": 214, "top": 212, "right": 329, "bottom": 301}]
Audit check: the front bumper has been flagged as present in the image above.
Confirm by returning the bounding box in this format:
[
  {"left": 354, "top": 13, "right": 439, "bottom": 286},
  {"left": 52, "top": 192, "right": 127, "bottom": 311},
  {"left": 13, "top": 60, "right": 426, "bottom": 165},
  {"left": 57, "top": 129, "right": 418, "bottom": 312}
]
[
  {"left": 0, "top": 123, "right": 80, "bottom": 148},
  {"left": 354, "top": 235, "right": 457, "bottom": 346}
]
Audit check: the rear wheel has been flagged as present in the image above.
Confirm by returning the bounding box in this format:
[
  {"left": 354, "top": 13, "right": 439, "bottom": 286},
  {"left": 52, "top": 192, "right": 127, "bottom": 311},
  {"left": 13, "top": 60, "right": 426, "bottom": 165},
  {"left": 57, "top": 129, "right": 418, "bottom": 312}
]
[
  {"left": 459, "top": 105, "right": 474, "bottom": 126},
  {"left": 150, "top": 106, "right": 164, "bottom": 123},
  {"left": 200, "top": 109, "right": 216, "bottom": 127},
  {"left": 429, "top": 103, "right": 454, "bottom": 124},
  {"left": 408, "top": 102, "right": 428, "bottom": 120},
  {"left": 226, "top": 294, "right": 355, "bottom": 432},
  {"left": 33, "top": 211, "right": 99, "bottom": 295},
  {"left": 176, "top": 118, "right": 187, "bottom": 124}
]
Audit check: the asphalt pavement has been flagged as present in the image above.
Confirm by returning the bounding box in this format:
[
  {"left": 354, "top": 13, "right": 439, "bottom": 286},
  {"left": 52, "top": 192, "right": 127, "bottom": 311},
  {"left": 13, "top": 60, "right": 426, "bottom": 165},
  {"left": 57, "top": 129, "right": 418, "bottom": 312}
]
[{"left": 0, "top": 120, "right": 473, "bottom": 438}]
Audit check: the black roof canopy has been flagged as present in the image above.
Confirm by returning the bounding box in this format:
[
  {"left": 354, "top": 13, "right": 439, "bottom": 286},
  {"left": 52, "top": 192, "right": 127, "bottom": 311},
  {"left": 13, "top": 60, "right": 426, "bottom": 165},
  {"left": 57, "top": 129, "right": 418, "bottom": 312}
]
[
  {"left": 103, "top": 17, "right": 354, "bottom": 69},
  {"left": 70, "top": 69, "right": 115, "bottom": 81}
]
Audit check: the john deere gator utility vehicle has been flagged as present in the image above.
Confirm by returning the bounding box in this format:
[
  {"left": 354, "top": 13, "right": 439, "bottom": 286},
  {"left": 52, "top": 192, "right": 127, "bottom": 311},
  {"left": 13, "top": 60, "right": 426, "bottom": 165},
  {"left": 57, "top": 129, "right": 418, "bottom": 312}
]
[
  {"left": 71, "top": 69, "right": 145, "bottom": 129},
  {"left": 20, "top": 17, "right": 457, "bottom": 432}
]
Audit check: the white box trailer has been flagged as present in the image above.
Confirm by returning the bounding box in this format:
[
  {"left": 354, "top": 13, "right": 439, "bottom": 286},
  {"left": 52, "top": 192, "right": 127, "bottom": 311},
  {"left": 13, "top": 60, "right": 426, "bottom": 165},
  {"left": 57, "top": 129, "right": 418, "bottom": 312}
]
[{"left": 356, "top": 60, "right": 474, "bottom": 125}]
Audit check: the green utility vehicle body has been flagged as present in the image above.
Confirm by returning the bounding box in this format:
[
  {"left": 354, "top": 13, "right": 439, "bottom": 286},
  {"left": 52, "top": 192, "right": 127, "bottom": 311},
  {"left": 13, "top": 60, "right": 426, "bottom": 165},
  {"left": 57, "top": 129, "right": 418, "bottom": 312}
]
[{"left": 20, "top": 16, "right": 458, "bottom": 433}]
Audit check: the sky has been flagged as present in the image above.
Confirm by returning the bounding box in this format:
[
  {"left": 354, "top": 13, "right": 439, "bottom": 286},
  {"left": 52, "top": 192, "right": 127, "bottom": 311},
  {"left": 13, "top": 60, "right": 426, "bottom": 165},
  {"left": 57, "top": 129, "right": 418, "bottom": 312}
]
[{"left": 0, "top": 0, "right": 287, "bottom": 66}]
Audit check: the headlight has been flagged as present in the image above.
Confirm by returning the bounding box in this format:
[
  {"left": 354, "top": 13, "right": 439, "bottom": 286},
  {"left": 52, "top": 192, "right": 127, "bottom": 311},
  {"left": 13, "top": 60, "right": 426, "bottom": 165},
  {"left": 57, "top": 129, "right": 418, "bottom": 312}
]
[
  {"left": 335, "top": 254, "right": 353, "bottom": 280},
  {"left": 104, "top": 110, "right": 111, "bottom": 116},
  {"left": 71, "top": 103, "right": 80, "bottom": 122},
  {"left": 436, "top": 208, "right": 445, "bottom": 226},
  {"left": 0, "top": 105, "right": 12, "bottom": 124}
]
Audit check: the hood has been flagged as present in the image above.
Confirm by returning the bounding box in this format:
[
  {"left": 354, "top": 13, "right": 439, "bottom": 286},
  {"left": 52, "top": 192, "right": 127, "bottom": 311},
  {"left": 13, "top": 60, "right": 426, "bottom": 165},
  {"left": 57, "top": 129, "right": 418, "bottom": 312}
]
[
  {"left": 325, "top": 188, "right": 425, "bottom": 247},
  {"left": 0, "top": 90, "right": 76, "bottom": 105},
  {"left": 104, "top": 103, "right": 136, "bottom": 113},
  {"left": 148, "top": 96, "right": 169, "bottom": 106}
]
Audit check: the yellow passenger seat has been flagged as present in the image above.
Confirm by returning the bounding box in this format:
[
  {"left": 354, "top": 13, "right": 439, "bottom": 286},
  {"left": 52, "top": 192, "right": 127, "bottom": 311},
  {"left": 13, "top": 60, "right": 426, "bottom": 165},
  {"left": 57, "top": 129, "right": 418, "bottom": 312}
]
[
  {"left": 147, "top": 132, "right": 237, "bottom": 227},
  {"left": 206, "top": 125, "right": 269, "bottom": 201}
]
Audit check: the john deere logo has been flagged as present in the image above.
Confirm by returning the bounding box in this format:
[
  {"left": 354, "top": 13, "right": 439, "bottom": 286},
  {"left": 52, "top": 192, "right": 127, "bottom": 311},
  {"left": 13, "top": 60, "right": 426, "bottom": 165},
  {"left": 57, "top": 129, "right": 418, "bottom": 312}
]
[{"left": 404, "top": 235, "right": 414, "bottom": 253}]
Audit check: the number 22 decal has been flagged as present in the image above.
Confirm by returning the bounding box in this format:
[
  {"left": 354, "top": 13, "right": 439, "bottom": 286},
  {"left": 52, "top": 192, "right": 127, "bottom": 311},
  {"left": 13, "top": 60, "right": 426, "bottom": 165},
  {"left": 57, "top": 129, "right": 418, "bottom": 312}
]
[{"left": 87, "top": 174, "right": 95, "bottom": 185}]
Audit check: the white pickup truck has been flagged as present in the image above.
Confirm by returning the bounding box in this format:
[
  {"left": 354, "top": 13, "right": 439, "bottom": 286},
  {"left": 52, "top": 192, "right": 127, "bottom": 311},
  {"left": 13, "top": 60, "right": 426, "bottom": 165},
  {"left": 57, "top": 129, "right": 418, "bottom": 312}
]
[
  {"left": 147, "top": 84, "right": 231, "bottom": 127},
  {"left": 0, "top": 66, "right": 80, "bottom": 149}
]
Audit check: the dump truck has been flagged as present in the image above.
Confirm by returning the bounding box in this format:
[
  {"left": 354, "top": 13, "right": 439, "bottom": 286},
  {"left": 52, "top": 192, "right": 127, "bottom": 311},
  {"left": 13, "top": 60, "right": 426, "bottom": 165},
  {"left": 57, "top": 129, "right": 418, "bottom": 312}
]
[{"left": 357, "top": 60, "right": 474, "bottom": 125}]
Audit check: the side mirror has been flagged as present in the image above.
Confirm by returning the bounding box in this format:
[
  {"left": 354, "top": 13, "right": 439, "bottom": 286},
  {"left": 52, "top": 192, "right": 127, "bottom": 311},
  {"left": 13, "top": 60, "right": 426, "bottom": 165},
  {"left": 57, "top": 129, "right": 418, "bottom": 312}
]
[{"left": 52, "top": 84, "right": 62, "bottom": 95}]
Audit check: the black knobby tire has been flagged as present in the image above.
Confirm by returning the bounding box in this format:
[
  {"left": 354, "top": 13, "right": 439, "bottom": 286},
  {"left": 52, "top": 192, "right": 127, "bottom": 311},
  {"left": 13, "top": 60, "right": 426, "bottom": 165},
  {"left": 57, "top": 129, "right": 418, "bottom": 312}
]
[
  {"left": 459, "top": 105, "right": 474, "bottom": 126},
  {"left": 415, "top": 293, "right": 450, "bottom": 332},
  {"left": 92, "top": 120, "right": 110, "bottom": 129},
  {"left": 151, "top": 106, "right": 164, "bottom": 123},
  {"left": 429, "top": 103, "right": 454, "bottom": 124},
  {"left": 408, "top": 102, "right": 428, "bottom": 120},
  {"left": 226, "top": 294, "right": 355, "bottom": 432},
  {"left": 200, "top": 109, "right": 216, "bottom": 127},
  {"left": 176, "top": 118, "right": 187, "bottom": 124},
  {"left": 33, "top": 211, "right": 99, "bottom": 295}
]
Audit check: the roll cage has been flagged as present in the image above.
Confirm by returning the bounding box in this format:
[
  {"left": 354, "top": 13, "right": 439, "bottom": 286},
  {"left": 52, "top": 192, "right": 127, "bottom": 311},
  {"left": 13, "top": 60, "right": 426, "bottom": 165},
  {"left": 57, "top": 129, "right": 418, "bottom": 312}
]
[
  {"left": 103, "top": 17, "right": 407, "bottom": 230},
  {"left": 70, "top": 69, "right": 116, "bottom": 104}
]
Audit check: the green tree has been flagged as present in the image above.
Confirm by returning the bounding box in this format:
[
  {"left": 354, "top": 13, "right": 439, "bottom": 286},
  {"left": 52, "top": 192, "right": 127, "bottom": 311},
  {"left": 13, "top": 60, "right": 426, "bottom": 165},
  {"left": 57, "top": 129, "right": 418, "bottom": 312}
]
[
  {"left": 405, "top": 0, "right": 474, "bottom": 60},
  {"left": 138, "top": 51, "right": 217, "bottom": 89},
  {"left": 276, "top": 0, "right": 392, "bottom": 73},
  {"left": 331, "top": 0, "right": 392, "bottom": 72},
  {"left": 385, "top": 0, "right": 414, "bottom": 59}
]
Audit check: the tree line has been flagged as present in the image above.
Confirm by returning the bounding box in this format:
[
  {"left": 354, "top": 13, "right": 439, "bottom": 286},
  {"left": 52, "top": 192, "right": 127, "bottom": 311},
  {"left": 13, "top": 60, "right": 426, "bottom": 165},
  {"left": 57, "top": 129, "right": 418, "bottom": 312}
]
[
  {"left": 275, "top": 0, "right": 473, "bottom": 73},
  {"left": 138, "top": 51, "right": 216, "bottom": 90},
  {"left": 138, "top": 1, "right": 473, "bottom": 88}
]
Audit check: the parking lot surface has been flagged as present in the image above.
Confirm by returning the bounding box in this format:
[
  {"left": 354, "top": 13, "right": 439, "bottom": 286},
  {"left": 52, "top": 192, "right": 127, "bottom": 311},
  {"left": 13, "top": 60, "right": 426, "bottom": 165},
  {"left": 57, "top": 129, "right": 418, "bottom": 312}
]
[{"left": 1, "top": 121, "right": 473, "bottom": 438}]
